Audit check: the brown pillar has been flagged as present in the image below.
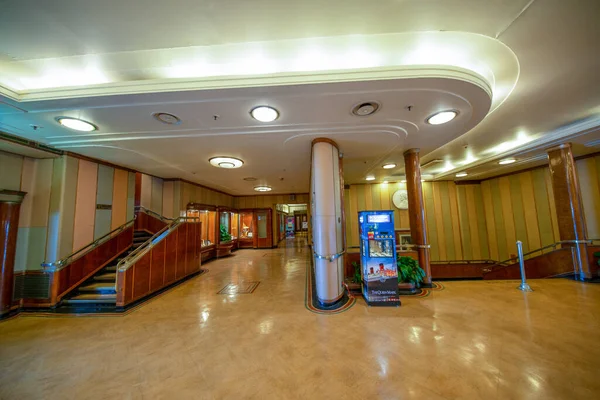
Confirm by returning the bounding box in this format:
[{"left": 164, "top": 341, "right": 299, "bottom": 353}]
[
  {"left": 0, "top": 190, "right": 26, "bottom": 316},
  {"left": 403, "top": 149, "right": 432, "bottom": 286},
  {"left": 546, "top": 143, "right": 593, "bottom": 280}
]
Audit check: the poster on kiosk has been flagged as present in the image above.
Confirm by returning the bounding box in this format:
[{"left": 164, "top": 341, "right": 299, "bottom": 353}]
[{"left": 358, "top": 210, "right": 401, "bottom": 306}]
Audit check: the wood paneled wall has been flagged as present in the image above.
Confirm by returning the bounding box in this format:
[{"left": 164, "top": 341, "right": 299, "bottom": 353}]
[
  {"left": 423, "top": 181, "right": 489, "bottom": 262},
  {"left": 3, "top": 153, "right": 135, "bottom": 272},
  {"left": 577, "top": 154, "right": 600, "bottom": 239},
  {"left": 481, "top": 169, "right": 559, "bottom": 261},
  {"left": 345, "top": 183, "right": 410, "bottom": 248}
]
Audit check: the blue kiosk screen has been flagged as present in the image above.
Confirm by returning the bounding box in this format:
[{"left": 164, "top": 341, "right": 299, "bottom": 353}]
[{"left": 358, "top": 210, "right": 400, "bottom": 306}]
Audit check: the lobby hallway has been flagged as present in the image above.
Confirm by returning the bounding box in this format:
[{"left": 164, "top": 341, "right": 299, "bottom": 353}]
[{"left": 1, "top": 238, "right": 600, "bottom": 400}]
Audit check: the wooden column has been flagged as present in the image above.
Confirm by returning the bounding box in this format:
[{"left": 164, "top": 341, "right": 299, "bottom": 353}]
[
  {"left": 403, "top": 149, "right": 432, "bottom": 286},
  {"left": 546, "top": 143, "right": 593, "bottom": 280},
  {"left": 0, "top": 190, "right": 26, "bottom": 316}
]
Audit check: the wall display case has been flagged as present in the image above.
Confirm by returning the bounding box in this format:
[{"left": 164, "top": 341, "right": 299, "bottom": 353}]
[
  {"left": 186, "top": 203, "right": 217, "bottom": 262},
  {"left": 239, "top": 210, "right": 255, "bottom": 249},
  {"left": 358, "top": 210, "right": 400, "bottom": 307},
  {"left": 238, "top": 208, "right": 273, "bottom": 249},
  {"left": 217, "top": 207, "right": 239, "bottom": 257}
]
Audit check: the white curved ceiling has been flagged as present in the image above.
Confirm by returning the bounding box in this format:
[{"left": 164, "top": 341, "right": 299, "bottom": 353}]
[{"left": 1, "top": 0, "right": 599, "bottom": 194}]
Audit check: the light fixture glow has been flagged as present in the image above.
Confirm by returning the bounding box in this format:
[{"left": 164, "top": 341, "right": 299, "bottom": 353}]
[
  {"left": 456, "top": 172, "right": 468, "bottom": 178},
  {"left": 401, "top": 180, "right": 407, "bottom": 183},
  {"left": 383, "top": 181, "right": 388, "bottom": 184},
  {"left": 426, "top": 110, "right": 458, "bottom": 125},
  {"left": 254, "top": 186, "right": 272, "bottom": 192},
  {"left": 499, "top": 158, "right": 516, "bottom": 165},
  {"left": 209, "top": 157, "right": 244, "bottom": 169},
  {"left": 366, "top": 176, "right": 375, "bottom": 181},
  {"left": 250, "top": 106, "right": 279, "bottom": 122},
  {"left": 56, "top": 117, "right": 97, "bottom": 132},
  {"left": 382, "top": 163, "right": 396, "bottom": 169}
]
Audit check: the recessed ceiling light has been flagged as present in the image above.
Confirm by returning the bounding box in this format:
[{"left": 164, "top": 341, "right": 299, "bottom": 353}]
[
  {"left": 254, "top": 186, "right": 272, "bottom": 192},
  {"left": 153, "top": 112, "right": 181, "bottom": 125},
  {"left": 56, "top": 117, "right": 97, "bottom": 132},
  {"left": 243, "top": 177, "right": 257, "bottom": 181},
  {"left": 352, "top": 102, "right": 380, "bottom": 117},
  {"left": 250, "top": 106, "right": 279, "bottom": 122},
  {"left": 209, "top": 157, "right": 244, "bottom": 169},
  {"left": 382, "top": 163, "right": 396, "bottom": 169},
  {"left": 456, "top": 172, "right": 468, "bottom": 177},
  {"left": 426, "top": 110, "right": 458, "bottom": 125},
  {"left": 499, "top": 158, "right": 516, "bottom": 165},
  {"left": 366, "top": 176, "right": 375, "bottom": 181}
]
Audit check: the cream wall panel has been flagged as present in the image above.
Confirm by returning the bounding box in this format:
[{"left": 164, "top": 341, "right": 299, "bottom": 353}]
[
  {"left": 73, "top": 160, "right": 98, "bottom": 251},
  {"left": 0, "top": 151, "right": 23, "bottom": 190}
]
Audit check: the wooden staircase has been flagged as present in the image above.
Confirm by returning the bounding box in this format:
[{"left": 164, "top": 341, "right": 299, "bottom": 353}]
[{"left": 59, "top": 230, "right": 152, "bottom": 311}]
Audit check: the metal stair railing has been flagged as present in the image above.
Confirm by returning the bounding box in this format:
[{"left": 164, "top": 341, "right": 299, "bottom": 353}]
[
  {"left": 41, "top": 219, "right": 135, "bottom": 272},
  {"left": 117, "top": 216, "right": 197, "bottom": 273}
]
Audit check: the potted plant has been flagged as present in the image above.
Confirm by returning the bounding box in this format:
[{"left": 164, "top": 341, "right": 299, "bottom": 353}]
[
  {"left": 345, "top": 261, "right": 362, "bottom": 292},
  {"left": 397, "top": 256, "right": 426, "bottom": 294},
  {"left": 220, "top": 225, "right": 232, "bottom": 243}
]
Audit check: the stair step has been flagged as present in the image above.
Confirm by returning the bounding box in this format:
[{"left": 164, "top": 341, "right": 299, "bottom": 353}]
[
  {"left": 105, "top": 265, "right": 117, "bottom": 272},
  {"left": 94, "top": 273, "right": 116, "bottom": 282},
  {"left": 79, "top": 282, "right": 116, "bottom": 294},
  {"left": 63, "top": 293, "right": 116, "bottom": 304}
]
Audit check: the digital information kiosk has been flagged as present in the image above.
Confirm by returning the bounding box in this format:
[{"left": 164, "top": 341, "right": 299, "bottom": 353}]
[{"left": 358, "top": 210, "right": 401, "bottom": 306}]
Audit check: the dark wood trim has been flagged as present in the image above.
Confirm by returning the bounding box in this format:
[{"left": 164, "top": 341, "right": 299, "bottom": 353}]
[
  {"left": 0, "top": 131, "right": 63, "bottom": 157},
  {"left": 187, "top": 203, "right": 218, "bottom": 211},
  {"left": 234, "top": 192, "right": 310, "bottom": 198},
  {"left": 574, "top": 150, "right": 600, "bottom": 162},
  {"left": 454, "top": 180, "right": 483, "bottom": 185}
]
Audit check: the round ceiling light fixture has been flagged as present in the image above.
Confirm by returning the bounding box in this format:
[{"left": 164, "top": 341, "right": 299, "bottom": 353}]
[
  {"left": 250, "top": 106, "right": 279, "bottom": 122},
  {"left": 365, "top": 176, "right": 375, "bottom": 181},
  {"left": 456, "top": 172, "right": 468, "bottom": 178},
  {"left": 209, "top": 157, "right": 244, "bottom": 169},
  {"left": 382, "top": 163, "right": 396, "bottom": 169},
  {"left": 499, "top": 158, "right": 516, "bottom": 165},
  {"left": 254, "top": 185, "right": 272, "bottom": 192},
  {"left": 56, "top": 117, "right": 97, "bottom": 132},
  {"left": 153, "top": 112, "right": 181, "bottom": 125},
  {"left": 352, "top": 102, "right": 380, "bottom": 117},
  {"left": 426, "top": 110, "right": 458, "bottom": 125}
]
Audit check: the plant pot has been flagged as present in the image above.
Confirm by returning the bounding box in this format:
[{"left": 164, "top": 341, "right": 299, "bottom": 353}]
[{"left": 398, "top": 282, "right": 421, "bottom": 295}]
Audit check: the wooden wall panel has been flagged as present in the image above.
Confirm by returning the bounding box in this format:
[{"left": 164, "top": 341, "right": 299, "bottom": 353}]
[
  {"left": 73, "top": 160, "right": 98, "bottom": 252},
  {"left": 150, "top": 240, "right": 165, "bottom": 291},
  {"left": 577, "top": 155, "right": 600, "bottom": 239},
  {"left": 111, "top": 168, "right": 129, "bottom": 229}
]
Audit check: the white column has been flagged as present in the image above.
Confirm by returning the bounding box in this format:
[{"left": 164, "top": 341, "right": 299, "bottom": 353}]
[{"left": 311, "top": 139, "right": 344, "bottom": 305}]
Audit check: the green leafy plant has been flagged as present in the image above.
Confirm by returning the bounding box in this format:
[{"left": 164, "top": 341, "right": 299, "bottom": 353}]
[
  {"left": 397, "top": 256, "right": 426, "bottom": 288},
  {"left": 220, "top": 225, "right": 232, "bottom": 242},
  {"left": 351, "top": 261, "right": 362, "bottom": 284}
]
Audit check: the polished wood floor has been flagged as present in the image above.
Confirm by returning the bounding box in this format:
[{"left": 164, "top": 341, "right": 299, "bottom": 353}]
[{"left": 1, "top": 237, "right": 600, "bottom": 399}]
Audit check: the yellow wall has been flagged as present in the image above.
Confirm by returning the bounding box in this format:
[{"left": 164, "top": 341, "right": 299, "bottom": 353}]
[
  {"left": 577, "top": 154, "right": 600, "bottom": 239},
  {"left": 345, "top": 183, "right": 410, "bottom": 248},
  {"left": 481, "top": 169, "right": 560, "bottom": 261}
]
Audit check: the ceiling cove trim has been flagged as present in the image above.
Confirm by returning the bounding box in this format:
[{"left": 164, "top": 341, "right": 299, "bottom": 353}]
[
  {"left": 433, "top": 116, "right": 600, "bottom": 180},
  {"left": 1, "top": 65, "right": 492, "bottom": 103}
]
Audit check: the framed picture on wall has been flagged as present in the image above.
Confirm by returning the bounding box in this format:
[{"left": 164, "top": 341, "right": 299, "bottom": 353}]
[{"left": 399, "top": 234, "right": 412, "bottom": 250}]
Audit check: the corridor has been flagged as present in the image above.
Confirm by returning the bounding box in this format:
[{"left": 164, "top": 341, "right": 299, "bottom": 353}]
[{"left": 1, "top": 240, "right": 600, "bottom": 399}]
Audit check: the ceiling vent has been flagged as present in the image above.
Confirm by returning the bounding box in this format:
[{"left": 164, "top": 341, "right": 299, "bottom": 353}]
[
  {"left": 352, "top": 102, "right": 380, "bottom": 117},
  {"left": 420, "top": 159, "right": 444, "bottom": 169},
  {"left": 153, "top": 112, "right": 181, "bottom": 125}
]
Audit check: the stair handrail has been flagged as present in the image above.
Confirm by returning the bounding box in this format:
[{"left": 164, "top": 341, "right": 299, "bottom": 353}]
[
  {"left": 117, "top": 216, "right": 197, "bottom": 273},
  {"left": 487, "top": 239, "right": 593, "bottom": 272},
  {"left": 41, "top": 218, "right": 135, "bottom": 272},
  {"left": 135, "top": 205, "right": 175, "bottom": 222}
]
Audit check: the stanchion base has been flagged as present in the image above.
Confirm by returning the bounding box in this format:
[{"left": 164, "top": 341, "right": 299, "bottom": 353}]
[{"left": 517, "top": 283, "right": 533, "bottom": 292}]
